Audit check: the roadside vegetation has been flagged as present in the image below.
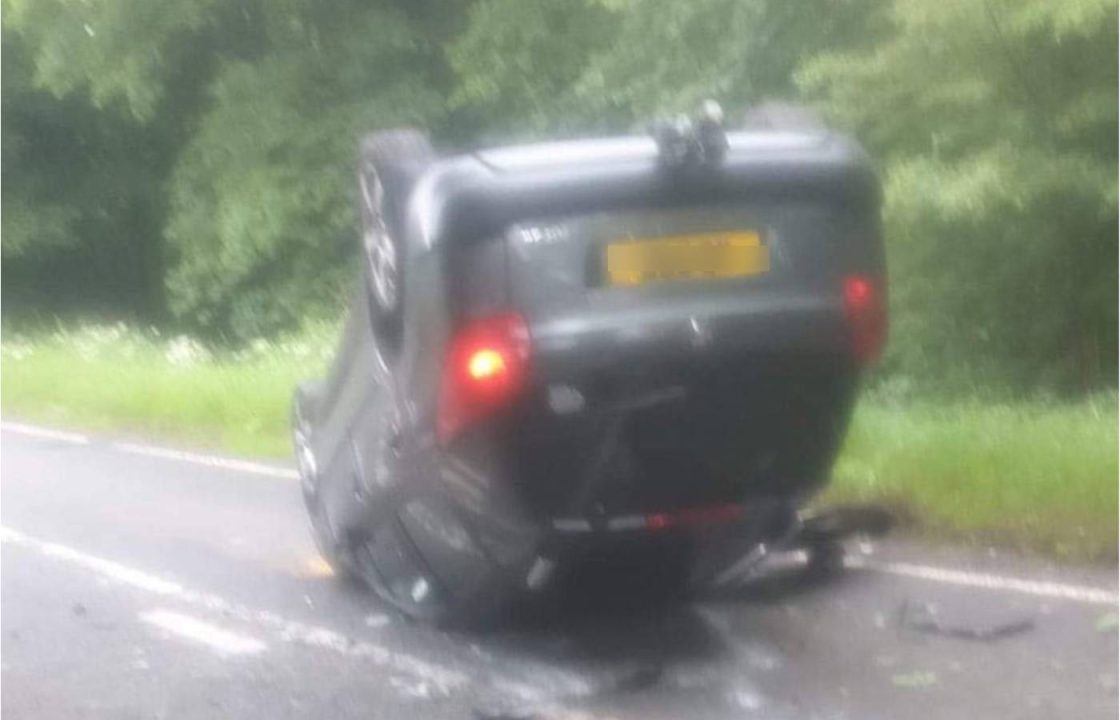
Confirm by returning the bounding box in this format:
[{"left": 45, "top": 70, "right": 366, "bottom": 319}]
[
  {"left": 1, "top": 324, "right": 334, "bottom": 458},
  {"left": 827, "top": 391, "right": 1118, "bottom": 561},
  {"left": 2, "top": 1, "right": 1115, "bottom": 562},
  {"left": 3, "top": 324, "right": 1116, "bottom": 561}
]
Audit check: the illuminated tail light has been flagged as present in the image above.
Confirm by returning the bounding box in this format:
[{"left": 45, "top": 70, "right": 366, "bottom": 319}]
[
  {"left": 437, "top": 313, "right": 531, "bottom": 444},
  {"left": 843, "top": 275, "right": 887, "bottom": 364}
]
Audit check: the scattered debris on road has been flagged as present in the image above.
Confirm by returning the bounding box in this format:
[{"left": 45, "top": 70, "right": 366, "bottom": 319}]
[
  {"left": 607, "top": 664, "right": 663, "bottom": 694},
  {"left": 473, "top": 701, "right": 539, "bottom": 720},
  {"left": 899, "top": 599, "right": 1034, "bottom": 642},
  {"left": 1095, "top": 611, "right": 1118, "bottom": 633},
  {"left": 891, "top": 671, "right": 939, "bottom": 689},
  {"left": 365, "top": 613, "right": 391, "bottom": 628}
]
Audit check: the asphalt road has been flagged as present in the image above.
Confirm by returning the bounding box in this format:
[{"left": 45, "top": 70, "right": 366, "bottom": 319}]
[{"left": 2, "top": 423, "right": 1116, "bottom": 720}]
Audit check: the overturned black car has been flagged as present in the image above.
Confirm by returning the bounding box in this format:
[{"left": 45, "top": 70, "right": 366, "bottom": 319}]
[{"left": 292, "top": 108, "right": 887, "bottom": 625}]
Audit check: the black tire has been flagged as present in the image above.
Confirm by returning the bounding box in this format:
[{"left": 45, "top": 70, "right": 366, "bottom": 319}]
[
  {"left": 357, "top": 129, "right": 435, "bottom": 354},
  {"left": 292, "top": 382, "right": 358, "bottom": 581},
  {"left": 741, "top": 101, "right": 825, "bottom": 131}
]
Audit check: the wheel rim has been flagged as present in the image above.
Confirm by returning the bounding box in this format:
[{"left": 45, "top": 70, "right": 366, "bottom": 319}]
[{"left": 360, "top": 172, "right": 398, "bottom": 313}]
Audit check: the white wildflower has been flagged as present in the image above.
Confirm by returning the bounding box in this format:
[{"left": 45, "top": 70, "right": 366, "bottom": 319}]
[
  {"left": 165, "top": 335, "right": 210, "bottom": 367},
  {"left": 1, "top": 343, "right": 33, "bottom": 360}
]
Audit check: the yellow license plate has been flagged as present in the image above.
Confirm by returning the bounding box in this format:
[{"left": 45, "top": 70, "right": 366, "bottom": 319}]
[{"left": 605, "top": 231, "right": 769, "bottom": 287}]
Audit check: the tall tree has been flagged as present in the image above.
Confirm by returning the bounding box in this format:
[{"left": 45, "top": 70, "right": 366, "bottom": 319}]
[
  {"left": 3, "top": 0, "right": 456, "bottom": 336},
  {"left": 449, "top": 0, "right": 884, "bottom": 137},
  {"left": 1, "top": 32, "right": 172, "bottom": 319},
  {"left": 4, "top": 0, "right": 1116, "bottom": 394},
  {"left": 165, "top": 1, "right": 450, "bottom": 337},
  {"left": 449, "top": 0, "right": 620, "bottom": 139},
  {"left": 800, "top": 0, "right": 1118, "bottom": 392}
]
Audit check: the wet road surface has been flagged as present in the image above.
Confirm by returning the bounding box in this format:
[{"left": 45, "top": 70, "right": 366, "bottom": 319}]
[{"left": 2, "top": 424, "right": 1116, "bottom": 719}]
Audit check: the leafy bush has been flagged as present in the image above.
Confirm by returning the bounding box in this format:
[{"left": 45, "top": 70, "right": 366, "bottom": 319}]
[
  {"left": 829, "top": 391, "right": 1119, "bottom": 560},
  {"left": 3, "top": 0, "right": 1116, "bottom": 395},
  {"left": 799, "top": 0, "right": 1118, "bottom": 393}
]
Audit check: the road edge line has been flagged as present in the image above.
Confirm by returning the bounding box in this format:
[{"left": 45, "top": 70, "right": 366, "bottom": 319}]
[
  {"left": 0, "top": 525, "right": 469, "bottom": 694},
  {"left": 110, "top": 441, "right": 298, "bottom": 480},
  {"left": 1, "top": 421, "right": 89, "bottom": 445},
  {"left": 846, "top": 555, "right": 1119, "bottom": 606},
  {"left": 2, "top": 421, "right": 296, "bottom": 480},
  {"left": 141, "top": 608, "right": 268, "bottom": 656},
  {"left": 5, "top": 422, "right": 1116, "bottom": 607}
]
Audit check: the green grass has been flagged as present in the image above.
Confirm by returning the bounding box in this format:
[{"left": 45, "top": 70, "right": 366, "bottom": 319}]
[
  {"left": 1, "top": 323, "right": 334, "bottom": 458},
  {"left": 3, "top": 324, "right": 1116, "bottom": 560},
  {"left": 826, "top": 393, "right": 1118, "bottom": 561}
]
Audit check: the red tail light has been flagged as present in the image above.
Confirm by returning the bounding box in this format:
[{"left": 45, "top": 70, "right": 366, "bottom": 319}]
[
  {"left": 645, "top": 504, "right": 745, "bottom": 531},
  {"left": 437, "top": 313, "right": 531, "bottom": 445},
  {"left": 843, "top": 275, "right": 887, "bottom": 364}
]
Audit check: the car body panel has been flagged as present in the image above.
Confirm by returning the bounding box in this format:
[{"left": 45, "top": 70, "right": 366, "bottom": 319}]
[{"left": 299, "top": 128, "right": 884, "bottom": 618}]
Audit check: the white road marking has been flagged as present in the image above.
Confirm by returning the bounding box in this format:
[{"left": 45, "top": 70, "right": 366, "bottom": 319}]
[
  {"left": 40, "top": 537, "right": 185, "bottom": 596},
  {"left": 365, "top": 613, "right": 391, "bottom": 628},
  {"left": 110, "top": 442, "right": 299, "bottom": 480},
  {"left": 0, "top": 526, "right": 466, "bottom": 695},
  {"left": 1, "top": 421, "right": 89, "bottom": 445},
  {"left": 141, "top": 609, "right": 267, "bottom": 656},
  {"left": 5, "top": 420, "right": 1115, "bottom": 609},
  {"left": 2, "top": 421, "right": 296, "bottom": 478},
  {"left": 0, "top": 525, "right": 590, "bottom": 707},
  {"left": 846, "top": 555, "right": 1119, "bottom": 606},
  {"left": 764, "top": 549, "right": 1117, "bottom": 606}
]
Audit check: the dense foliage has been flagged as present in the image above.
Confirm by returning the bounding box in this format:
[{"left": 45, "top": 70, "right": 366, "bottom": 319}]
[
  {"left": 3, "top": 0, "right": 1116, "bottom": 393},
  {"left": 801, "top": 0, "right": 1118, "bottom": 393}
]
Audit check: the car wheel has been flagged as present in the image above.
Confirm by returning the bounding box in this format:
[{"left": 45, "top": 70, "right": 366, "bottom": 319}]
[
  {"left": 357, "top": 129, "right": 434, "bottom": 356},
  {"left": 292, "top": 386, "right": 358, "bottom": 581}
]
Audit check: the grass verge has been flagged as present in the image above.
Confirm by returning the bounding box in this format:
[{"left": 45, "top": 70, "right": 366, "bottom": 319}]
[
  {"left": 1, "top": 323, "right": 334, "bottom": 458},
  {"left": 3, "top": 324, "right": 1116, "bottom": 560},
  {"left": 826, "top": 394, "right": 1118, "bottom": 561}
]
